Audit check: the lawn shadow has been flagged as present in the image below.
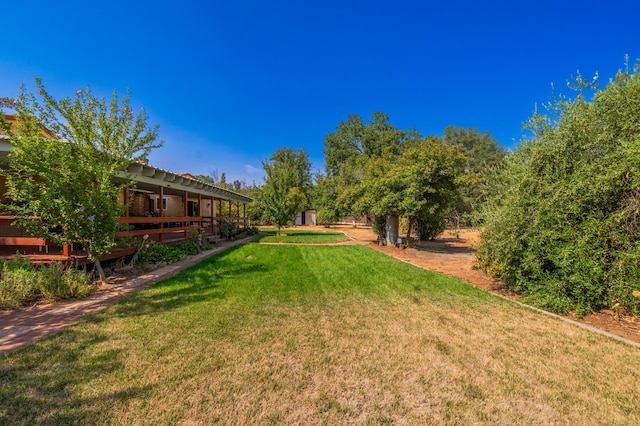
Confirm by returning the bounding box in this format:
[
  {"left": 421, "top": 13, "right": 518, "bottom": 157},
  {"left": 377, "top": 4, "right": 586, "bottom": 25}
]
[
  {"left": 255, "top": 231, "right": 336, "bottom": 238},
  {"left": 0, "top": 328, "right": 152, "bottom": 424},
  {"left": 107, "top": 245, "right": 272, "bottom": 318},
  {"left": 410, "top": 239, "right": 475, "bottom": 255}
]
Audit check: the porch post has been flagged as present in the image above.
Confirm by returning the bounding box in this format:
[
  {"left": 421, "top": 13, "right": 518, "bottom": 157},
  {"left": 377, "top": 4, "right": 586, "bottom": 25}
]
[
  {"left": 210, "top": 196, "right": 215, "bottom": 236},
  {"left": 243, "top": 203, "right": 247, "bottom": 229},
  {"left": 124, "top": 187, "right": 130, "bottom": 217},
  {"left": 237, "top": 202, "right": 241, "bottom": 229},
  {"left": 198, "top": 193, "right": 202, "bottom": 233},
  {"left": 184, "top": 191, "right": 189, "bottom": 238},
  {"left": 159, "top": 186, "right": 164, "bottom": 243}
]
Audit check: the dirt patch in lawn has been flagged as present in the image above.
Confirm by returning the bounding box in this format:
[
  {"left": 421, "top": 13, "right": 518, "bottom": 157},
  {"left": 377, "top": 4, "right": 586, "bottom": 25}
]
[{"left": 321, "top": 225, "right": 640, "bottom": 345}]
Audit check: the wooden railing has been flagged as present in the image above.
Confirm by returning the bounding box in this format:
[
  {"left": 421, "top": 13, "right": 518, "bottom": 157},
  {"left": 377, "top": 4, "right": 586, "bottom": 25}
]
[
  {"left": 0, "top": 214, "right": 248, "bottom": 254},
  {"left": 115, "top": 215, "right": 247, "bottom": 240},
  {"left": 0, "top": 216, "right": 51, "bottom": 250},
  {"left": 116, "top": 216, "right": 202, "bottom": 238}
]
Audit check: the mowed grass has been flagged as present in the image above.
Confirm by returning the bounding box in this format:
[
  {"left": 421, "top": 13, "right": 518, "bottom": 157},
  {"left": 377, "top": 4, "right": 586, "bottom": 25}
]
[
  {"left": 256, "top": 228, "right": 351, "bottom": 243},
  {"left": 1, "top": 244, "right": 640, "bottom": 424}
]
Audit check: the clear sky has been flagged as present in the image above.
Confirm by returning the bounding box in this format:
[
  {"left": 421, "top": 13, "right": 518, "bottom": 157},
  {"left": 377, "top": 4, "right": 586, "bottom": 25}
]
[{"left": 1, "top": 1, "right": 639, "bottom": 184}]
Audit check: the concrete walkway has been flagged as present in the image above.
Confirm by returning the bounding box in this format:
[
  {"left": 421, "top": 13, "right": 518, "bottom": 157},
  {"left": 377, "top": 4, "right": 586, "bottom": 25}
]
[{"left": 0, "top": 236, "right": 256, "bottom": 355}]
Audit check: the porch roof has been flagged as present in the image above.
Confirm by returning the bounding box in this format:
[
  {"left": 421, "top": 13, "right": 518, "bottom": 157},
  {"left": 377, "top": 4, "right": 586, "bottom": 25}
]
[
  {"left": 115, "top": 163, "right": 253, "bottom": 203},
  {"left": 0, "top": 115, "right": 253, "bottom": 204}
]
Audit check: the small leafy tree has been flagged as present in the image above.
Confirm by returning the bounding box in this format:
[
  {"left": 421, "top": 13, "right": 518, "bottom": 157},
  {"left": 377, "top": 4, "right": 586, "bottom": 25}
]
[
  {"left": 1, "top": 78, "right": 161, "bottom": 280},
  {"left": 312, "top": 174, "right": 340, "bottom": 226},
  {"left": 259, "top": 147, "right": 311, "bottom": 235}
]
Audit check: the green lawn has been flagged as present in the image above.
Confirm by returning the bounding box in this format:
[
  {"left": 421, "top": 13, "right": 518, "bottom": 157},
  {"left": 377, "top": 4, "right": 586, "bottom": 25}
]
[
  {"left": 1, "top": 243, "right": 639, "bottom": 424},
  {"left": 256, "top": 228, "right": 351, "bottom": 243}
]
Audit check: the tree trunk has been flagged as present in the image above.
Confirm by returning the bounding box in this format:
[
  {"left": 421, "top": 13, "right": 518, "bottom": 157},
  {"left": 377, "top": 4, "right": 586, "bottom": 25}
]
[
  {"left": 385, "top": 214, "right": 399, "bottom": 246},
  {"left": 94, "top": 259, "right": 106, "bottom": 283},
  {"left": 406, "top": 217, "right": 414, "bottom": 243}
]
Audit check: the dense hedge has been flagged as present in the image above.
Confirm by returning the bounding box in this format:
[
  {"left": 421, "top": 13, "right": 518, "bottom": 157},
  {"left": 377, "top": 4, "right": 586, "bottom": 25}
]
[{"left": 477, "top": 65, "right": 640, "bottom": 317}]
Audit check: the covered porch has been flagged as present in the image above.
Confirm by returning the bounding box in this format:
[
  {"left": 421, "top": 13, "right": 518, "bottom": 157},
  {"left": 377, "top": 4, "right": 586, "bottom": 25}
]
[{"left": 0, "top": 162, "right": 253, "bottom": 264}]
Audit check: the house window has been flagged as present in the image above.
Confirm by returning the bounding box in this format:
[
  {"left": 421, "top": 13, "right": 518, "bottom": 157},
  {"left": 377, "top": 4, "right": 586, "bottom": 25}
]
[{"left": 162, "top": 198, "right": 167, "bottom": 210}]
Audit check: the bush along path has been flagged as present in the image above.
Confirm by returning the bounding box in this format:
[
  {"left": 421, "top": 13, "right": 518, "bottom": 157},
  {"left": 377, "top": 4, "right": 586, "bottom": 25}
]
[{"left": 0, "top": 235, "right": 258, "bottom": 355}]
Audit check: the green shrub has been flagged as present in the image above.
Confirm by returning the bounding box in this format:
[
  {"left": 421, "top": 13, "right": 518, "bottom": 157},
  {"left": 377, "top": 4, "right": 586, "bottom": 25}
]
[
  {"left": 138, "top": 242, "right": 180, "bottom": 265},
  {"left": 477, "top": 65, "right": 640, "bottom": 317},
  {"left": 372, "top": 215, "right": 386, "bottom": 239},
  {"left": 415, "top": 213, "right": 448, "bottom": 241},
  {"left": 136, "top": 237, "right": 214, "bottom": 267},
  {"left": 0, "top": 268, "right": 38, "bottom": 309},
  {"left": 0, "top": 257, "right": 93, "bottom": 309},
  {"left": 0, "top": 254, "right": 35, "bottom": 274},
  {"left": 220, "top": 220, "right": 236, "bottom": 240},
  {"left": 36, "top": 262, "right": 93, "bottom": 301},
  {"left": 245, "top": 226, "right": 260, "bottom": 236}
]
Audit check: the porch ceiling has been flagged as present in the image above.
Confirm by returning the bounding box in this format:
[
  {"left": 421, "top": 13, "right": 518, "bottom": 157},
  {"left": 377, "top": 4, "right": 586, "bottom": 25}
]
[{"left": 115, "top": 164, "right": 253, "bottom": 203}]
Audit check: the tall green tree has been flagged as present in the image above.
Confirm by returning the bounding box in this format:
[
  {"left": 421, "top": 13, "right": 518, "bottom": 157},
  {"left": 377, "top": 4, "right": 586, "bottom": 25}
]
[
  {"left": 360, "top": 137, "right": 465, "bottom": 242},
  {"left": 259, "top": 147, "right": 312, "bottom": 234},
  {"left": 477, "top": 63, "right": 640, "bottom": 317},
  {"left": 322, "top": 112, "right": 468, "bottom": 242},
  {"left": 1, "top": 78, "right": 161, "bottom": 280},
  {"left": 443, "top": 126, "right": 505, "bottom": 225},
  {"left": 322, "top": 111, "right": 411, "bottom": 221}
]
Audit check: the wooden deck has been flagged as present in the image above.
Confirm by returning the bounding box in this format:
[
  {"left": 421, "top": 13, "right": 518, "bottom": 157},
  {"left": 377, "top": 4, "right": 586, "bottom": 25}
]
[
  {"left": 0, "top": 214, "right": 246, "bottom": 265},
  {"left": 0, "top": 232, "right": 209, "bottom": 265}
]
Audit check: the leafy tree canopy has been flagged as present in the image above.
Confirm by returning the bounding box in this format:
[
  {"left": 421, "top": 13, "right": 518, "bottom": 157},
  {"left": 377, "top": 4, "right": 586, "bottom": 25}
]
[
  {"left": 443, "top": 126, "right": 506, "bottom": 225},
  {"left": 259, "top": 147, "right": 312, "bottom": 234},
  {"left": 360, "top": 136, "right": 465, "bottom": 240},
  {"left": 321, "top": 111, "right": 413, "bottom": 220},
  {"left": 321, "top": 112, "right": 466, "bottom": 240},
  {"left": 476, "top": 60, "right": 640, "bottom": 317},
  {"left": 1, "top": 78, "right": 162, "bottom": 279}
]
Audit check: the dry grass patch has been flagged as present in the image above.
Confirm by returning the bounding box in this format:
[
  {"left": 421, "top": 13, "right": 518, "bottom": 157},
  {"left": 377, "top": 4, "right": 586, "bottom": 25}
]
[{"left": 1, "top": 244, "right": 639, "bottom": 424}]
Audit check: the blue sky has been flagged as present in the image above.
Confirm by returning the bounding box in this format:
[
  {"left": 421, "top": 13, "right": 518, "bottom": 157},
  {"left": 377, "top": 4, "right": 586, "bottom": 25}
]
[{"left": 1, "top": 0, "right": 639, "bottom": 184}]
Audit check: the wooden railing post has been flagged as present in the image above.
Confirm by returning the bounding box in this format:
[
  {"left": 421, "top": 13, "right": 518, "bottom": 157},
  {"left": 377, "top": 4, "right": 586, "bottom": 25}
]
[{"left": 124, "top": 187, "right": 130, "bottom": 217}]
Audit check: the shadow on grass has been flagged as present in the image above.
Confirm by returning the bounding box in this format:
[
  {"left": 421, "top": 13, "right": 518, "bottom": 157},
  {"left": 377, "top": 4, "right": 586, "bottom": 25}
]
[
  {"left": 410, "top": 240, "right": 474, "bottom": 255},
  {"left": 253, "top": 232, "right": 348, "bottom": 244},
  {"left": 0, "top": 328, "right": 152, "bottom": 424},
  {"left": 260, "top": 231, "right": 341, "bottom": 236},
  {"left": 107, "top": 245, "right": 272, "bottom": 318}
]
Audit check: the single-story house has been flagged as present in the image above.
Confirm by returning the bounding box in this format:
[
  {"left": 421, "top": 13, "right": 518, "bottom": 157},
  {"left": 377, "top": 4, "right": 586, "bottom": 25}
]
[{"left": 0, "top": 114, "right": 253, "bottom": 263}]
